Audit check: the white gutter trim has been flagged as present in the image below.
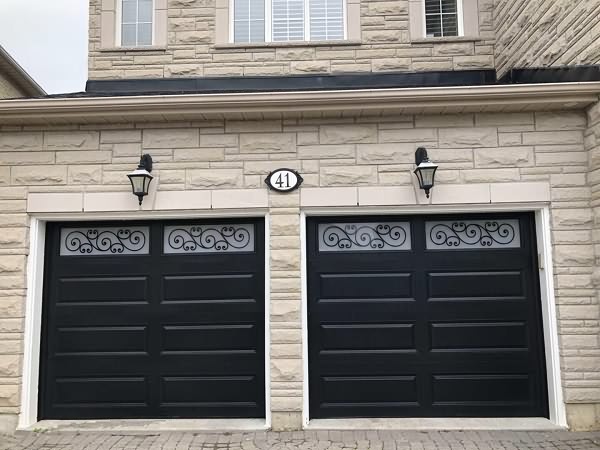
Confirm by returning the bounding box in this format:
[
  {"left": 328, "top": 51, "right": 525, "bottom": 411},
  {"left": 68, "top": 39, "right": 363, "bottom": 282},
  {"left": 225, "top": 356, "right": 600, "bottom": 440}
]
[{"left": 1, "top": 82, "right": 599, "bottom": 121}]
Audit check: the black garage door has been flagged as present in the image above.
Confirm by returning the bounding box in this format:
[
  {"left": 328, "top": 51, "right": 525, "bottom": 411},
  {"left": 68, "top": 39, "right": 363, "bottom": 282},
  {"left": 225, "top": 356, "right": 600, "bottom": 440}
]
[
  {"left": 308, "top": 213, "right": 548, "bottom": 419},
  {"left": 40, "top": 219, "right": 265, "bottom": 419}
]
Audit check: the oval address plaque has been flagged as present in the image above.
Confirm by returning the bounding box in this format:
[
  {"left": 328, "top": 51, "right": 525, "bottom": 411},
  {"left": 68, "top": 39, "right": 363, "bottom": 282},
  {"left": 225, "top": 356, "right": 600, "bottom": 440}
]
[{"left": 265, "top": 168, "right": 303, "bottom": 193}]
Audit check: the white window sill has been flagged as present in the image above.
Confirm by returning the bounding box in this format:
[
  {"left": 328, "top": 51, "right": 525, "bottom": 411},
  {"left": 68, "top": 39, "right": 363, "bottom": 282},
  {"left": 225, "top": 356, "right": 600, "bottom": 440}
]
[
  {"left": 99, "top": 46, "right": 167, "bottom": 52},
  {"left": 214, "top": 40, "right": 361, "bottom": 49},
  {"left": 411, "top": 36, "right": 482, "bottom": 44}
]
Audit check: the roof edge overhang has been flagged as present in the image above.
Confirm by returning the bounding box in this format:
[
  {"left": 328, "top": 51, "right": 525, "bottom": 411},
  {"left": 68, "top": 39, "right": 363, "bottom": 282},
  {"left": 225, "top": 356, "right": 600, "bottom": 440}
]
[
  {"left": 1, "top": 82, "right": 599, "bottom": 125},
  {"left": 0, "top": 45, "right": 46, "bottom": 98}
]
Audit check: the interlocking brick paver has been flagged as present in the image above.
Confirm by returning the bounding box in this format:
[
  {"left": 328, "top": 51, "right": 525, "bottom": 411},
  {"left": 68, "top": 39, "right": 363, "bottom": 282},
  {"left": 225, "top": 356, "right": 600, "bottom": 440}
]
[{"left": 0, "top": 431, "right": 599, "bottom": 450}]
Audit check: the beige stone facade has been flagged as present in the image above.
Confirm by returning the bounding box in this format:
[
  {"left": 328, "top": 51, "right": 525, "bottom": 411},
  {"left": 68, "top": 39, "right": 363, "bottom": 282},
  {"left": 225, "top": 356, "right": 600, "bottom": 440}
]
[
  {"left": 495, "top": 0, "right": 600, "bottom": 76},
  {"left": 88, "top": 0, "right": 495, "bottom": 79},
  {"left": 0, "top": 107, "right": 599, "bottom": 430},
  {"left": 0, "top": 71, "right": 27, "bottom": 99}
]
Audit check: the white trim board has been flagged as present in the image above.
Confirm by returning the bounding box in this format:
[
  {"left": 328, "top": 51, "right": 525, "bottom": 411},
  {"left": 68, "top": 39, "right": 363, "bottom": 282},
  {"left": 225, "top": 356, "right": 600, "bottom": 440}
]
[
  {"left": 300, "top": 204, "right": 567, "bottom": 428},
  {"left": 18, "top": 212, "right": 271, "bottom": 430}
]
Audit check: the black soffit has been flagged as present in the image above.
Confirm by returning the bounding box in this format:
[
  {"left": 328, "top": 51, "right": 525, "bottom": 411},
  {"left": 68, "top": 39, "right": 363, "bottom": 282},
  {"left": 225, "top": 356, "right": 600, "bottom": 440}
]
[{"left": 44, "top": 66, "right": 600, "bottom": 99}]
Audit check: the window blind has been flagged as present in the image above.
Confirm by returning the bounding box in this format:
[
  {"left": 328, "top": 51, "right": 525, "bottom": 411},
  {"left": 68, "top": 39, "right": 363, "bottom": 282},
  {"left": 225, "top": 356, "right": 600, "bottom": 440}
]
[
  {"left": 425, "top": 0, "right": 458, "bottom": 37},
  {"left": 309, "top": 0, "right": 344, "bottom": 40},
  {"left": 234, "top": 0, "right": 265, "bottom": 42},
  {"left": 121, "top": 0, "right": 153, "bottom": 46},
  {"left": 272, "top": 0, "right": 305, "bottom": 41}
]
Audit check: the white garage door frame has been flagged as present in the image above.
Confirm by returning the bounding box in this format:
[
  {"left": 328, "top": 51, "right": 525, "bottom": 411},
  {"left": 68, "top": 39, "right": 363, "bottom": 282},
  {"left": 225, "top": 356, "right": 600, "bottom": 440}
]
[
  {"left": 19, "top": 210, "right": 272, "bottom": 430},
  {"left": 300, "top": 204, "right": 567, "bottom": 428}
]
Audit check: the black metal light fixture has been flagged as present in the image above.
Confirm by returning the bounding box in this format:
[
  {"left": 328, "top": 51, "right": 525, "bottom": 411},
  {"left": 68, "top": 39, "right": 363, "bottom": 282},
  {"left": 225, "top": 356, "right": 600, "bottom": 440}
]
[
  {"left": 413, "top": 147, "right": 438, "bottom": 198},
  {"left": 127, "top": 154, "right": 153, "bottom": 205}
]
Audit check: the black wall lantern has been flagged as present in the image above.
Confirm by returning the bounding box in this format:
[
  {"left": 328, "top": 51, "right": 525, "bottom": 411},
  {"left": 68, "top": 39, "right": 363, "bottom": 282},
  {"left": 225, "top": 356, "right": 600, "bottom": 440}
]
[
  {"left": 413, "top": 147, "right": 438, "bottom": 198},
  {"left": 127, "top": 154, "right": 154, "bottom": 205}
]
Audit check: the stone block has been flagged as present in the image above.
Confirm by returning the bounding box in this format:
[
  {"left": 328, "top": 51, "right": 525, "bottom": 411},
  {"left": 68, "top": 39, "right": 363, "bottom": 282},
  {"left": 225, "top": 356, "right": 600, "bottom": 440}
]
[
  {"left": 56, "top": 150, "right": 112, "bottom": 164},
  {"left": 320, "top": 166, "right": 378, "bottom": 186},
  {"left": 298, "top": 144, "right": 355, "bottom": 159},
  {"left": 271, "top": 215, "right": 300, "bottom": 236},
  {"left": 357, "top": 143, "right": 414, "bottom": 164},
  {"left": 27, "top": 193, "right": 83, "bottom": 213},
  {"left": 226, "top": 121, "right": 281, "bottom": 133},
  {"left": 112, "top": 143, "right": 142, "bottom": 157},
  {"left": 522, "top": 131, "right": 584, "bottom": 145},
  {"left": 68, "top": 165, "right": 103, "bottom": 184},
  {"left": 239, "top": 134, "right": 296, "bottom": 153},
  {"left": 187, "top": 169, "right": 243, "bottom": 188},
  {"left": 45, "top": 131, "right": 100, "bottom": 150},
  {"left": 379, "top": 128, "right": 437, "bottom": 143},
  {"left": 212, "top": 188, "right": 268, "bottom": 209},
  {"left": 439, "top": 128, "right": 498, "bottom": 147},
  {"left": 143, "top": 129, "right": 199, "bottom": 148},
  {"left": 271, "top": 359, "right": 302, "bottom": 382},
  {"left": 552, "top": 209, "right": 593, "bottom": 227},
  {"left": 535, "top": 112, "right": 587, "bottom": 130},
  {"left": 0, "top": 132, "right": 43, "bottom": 150},
  {"left": 320, "top": 125, "right": 377, "bottom": 144},
  {"left": 173, "top": 148, "right": 225, "bottom": 161},
  {"left": 100, "top": 130, "right": 142, "bottom": 144},
  {"left": 0, "top": 256, "right": 25, "bottom": 274},
  {"left": 474, "top": 146, "right": 534, "bottom": 167},
  {"left": 271, "top": 249, "right": 300, "bottom": 271},
  {"left": 300, "top": 187, "right": 357, "bottom": 207},
  {"left": 554, "top": 245, "right": 594, "bottom": 266},
  {"left": 244, "top": 160, "right": 301, "bottom": 175},
  {"left": 0, "top": 152, "right": 54, "bottom": 165},
  {"left": 461, "top": 168, "right": 520, "bottom": 183},
  {"left": 12, "top": 166, "right": 67, "bottom": 185},
  {"left": 271, "top": 300, "right": 300, "bottom": 322}
]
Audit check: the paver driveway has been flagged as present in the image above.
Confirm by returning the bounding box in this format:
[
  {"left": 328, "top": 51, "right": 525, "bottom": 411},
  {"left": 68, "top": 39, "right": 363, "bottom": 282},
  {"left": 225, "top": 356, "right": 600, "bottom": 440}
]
[{"left": 1, "top": 430, "right": 600, "bottom": 450}]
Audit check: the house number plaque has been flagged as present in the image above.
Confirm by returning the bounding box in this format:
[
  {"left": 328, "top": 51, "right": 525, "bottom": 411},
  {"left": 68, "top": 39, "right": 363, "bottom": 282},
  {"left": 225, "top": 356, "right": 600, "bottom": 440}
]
[{"left": 265, "top": 168, "right": 303, "bottom": 193}]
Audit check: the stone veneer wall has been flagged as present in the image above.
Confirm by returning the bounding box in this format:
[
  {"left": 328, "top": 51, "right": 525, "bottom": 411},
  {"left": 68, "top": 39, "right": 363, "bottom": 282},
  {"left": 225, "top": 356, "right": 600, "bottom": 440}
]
[
  {"left": 0, "top": 72, "right": 26, "bottom": 100},
  {"left": 494, "top": 0, "right": 600, "bottom": 77},
  {"left": 0, "top": 110, "right": 598, "bottom": 430},
  {"left": 88, "top": 0, "right": 494, "bottom": 79}
]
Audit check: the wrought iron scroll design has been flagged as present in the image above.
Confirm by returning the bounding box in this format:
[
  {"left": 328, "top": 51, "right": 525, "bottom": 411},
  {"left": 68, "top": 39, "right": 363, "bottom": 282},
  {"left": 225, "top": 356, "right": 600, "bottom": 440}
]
[
  {"left": 61, "top": 227, "right": 149, "bottom": 255},
  {"left": 426, "top": 219, "right": 520, "bottom": 249},
  {"left": 319, "top": 222, "right": 411, "bottom": 251},
  {"left": 164, "top": 224, "right": 254, "bottom": 253}
]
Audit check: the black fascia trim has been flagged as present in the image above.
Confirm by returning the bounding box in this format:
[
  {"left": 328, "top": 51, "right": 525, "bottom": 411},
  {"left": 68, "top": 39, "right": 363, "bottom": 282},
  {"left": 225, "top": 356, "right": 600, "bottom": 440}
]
[
  {"left": 499, "top": 65, "right": 600, "bottom": 84},
  {"left": 84, "top": 70, "right": 497, "bottom": 96}
]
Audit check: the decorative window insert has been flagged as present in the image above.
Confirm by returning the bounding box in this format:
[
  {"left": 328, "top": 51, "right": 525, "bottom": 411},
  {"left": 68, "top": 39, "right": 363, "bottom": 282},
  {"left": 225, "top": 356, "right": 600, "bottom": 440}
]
[
  {"left": 425, "top": 219, "right": 521, "bottom": 250},
  {"left": 232, "top": 0, "right": 346, "bottom": 43},
  {"left": 60, "top": 227, "right": 150, "bottom": 256},
  {"left": 120, "top": 0, "right": 153, "bottom": 46},
  {"left": 424, "top": 0, "right": 461, "bottom": 37},
  {"left": 164, "top": 224, "right": 255, "bottom": 254},
  {"left": 318, "top": 222, "right": 412, "bottom": 252}
]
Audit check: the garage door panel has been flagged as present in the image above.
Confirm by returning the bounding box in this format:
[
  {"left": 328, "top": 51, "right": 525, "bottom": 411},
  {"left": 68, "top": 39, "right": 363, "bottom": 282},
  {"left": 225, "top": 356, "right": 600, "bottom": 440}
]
[
  {"left": 318, "top": 351, "right": 419, "bottom": 375},
  {"left": 57, "top": 276, "right": 149, "bottom": 304},
  {"left": 320, "top": 323, "right": 415, "bottom": 350},
  {"left": 161, "top": 376, "right": 259, "bottom": 404},
  {"left": 427, "top": 271, "right": 525, "bottom": 299},
  {"left": 50, "top": 354, "right": 152, "bottom": 376},
  {"left": 319, "top": 273, "right": 413, "bottom": 299},
  {"left": 430, "top": 322, "right": 528, "bottom": 350},
  {"left": 161, "top": 324, "right": 257, "bottom": 352},
  {"left": 320, "top": 376, "right": 418, "bottom": 404},
  {"left": 426, "top": 299, "right": 528, "bottom": 322},
  {"left": 163, "top": 274, "right": 256, "bottom": 301},
  {"left": 431, "top": 374, "right": 531, "bottom": 404},
  {"left": 55, "top": 326, "right": 148, "bottom": 354},
  {"left": 308, "top": 214, "right": 548, "bottom": 419},
  {"left": 159, "top": 352, "right": 260, "bottom": 375},
  {"left": 53, "top": 377, "right": 148, "bottom": 406},
  {"left": 316, "top": 299, "right": 417, "bottom": 323}
]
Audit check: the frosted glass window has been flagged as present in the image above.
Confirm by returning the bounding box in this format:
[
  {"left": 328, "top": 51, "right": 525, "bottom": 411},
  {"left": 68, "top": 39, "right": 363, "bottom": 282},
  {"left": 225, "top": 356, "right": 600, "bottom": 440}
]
[
  {"left": 234, "top": 0, "right": 266, "bottom": 42},
  {"left": 425, "top": 0, "right": 458, "bottom": 37},
  {"left": 164, "top": 224, "right": 255, "bottom": 253},
  {"left": 121, "top": 0, "right": 153, "bottom": 46},
  {"left": 310, "top": 0, "right": 344, "bottom": 40},
  {"left": 319, "top": 222, "right": 411, "bottom": 252},
  {"left": 61, "top": 227, "right": 150, "bottom": 256},
  {"left": 426, "top": 219, "right": 521, "bottom": 249}
]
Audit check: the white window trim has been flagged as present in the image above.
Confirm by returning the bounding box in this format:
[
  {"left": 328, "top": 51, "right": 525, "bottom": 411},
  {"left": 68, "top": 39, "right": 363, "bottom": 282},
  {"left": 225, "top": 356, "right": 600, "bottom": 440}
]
[
  {"left": 229, "top": 0, "right": 348, "bottom": 43},
  {"left": 422, "top": 0, "right": 464, "bottom": 38},
  {"left": 116, "top": 0, "right": 156, "bottom": 47}
]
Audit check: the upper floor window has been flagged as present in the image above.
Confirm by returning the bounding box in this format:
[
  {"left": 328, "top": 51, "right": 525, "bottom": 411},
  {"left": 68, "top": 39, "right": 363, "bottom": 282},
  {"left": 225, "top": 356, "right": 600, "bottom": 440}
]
[
  {"left": 120, "top": 0, "right": 153, "bottom": 46},
  {"left": 425, "top": 0, "right": 461, "bottom": 37},
  {"left": 232, "top": 0, "right": 345, "bottom": 43}
]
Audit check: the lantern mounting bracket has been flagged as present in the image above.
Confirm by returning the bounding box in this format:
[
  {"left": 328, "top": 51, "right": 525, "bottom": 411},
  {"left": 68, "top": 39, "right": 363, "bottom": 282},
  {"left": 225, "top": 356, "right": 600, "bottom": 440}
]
[{"left": 138, "top": 154, "right": 153, "bottom": 172}]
